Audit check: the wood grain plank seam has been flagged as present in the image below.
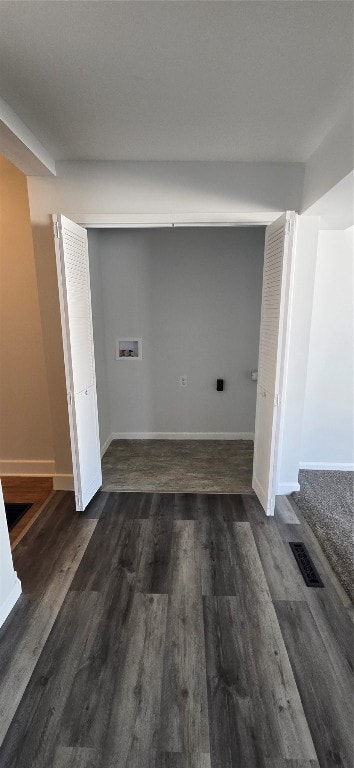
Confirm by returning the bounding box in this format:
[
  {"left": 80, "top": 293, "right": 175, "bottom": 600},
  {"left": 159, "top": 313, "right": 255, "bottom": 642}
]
[{"left": 10, "top": 491, "right": 56, "bottom": 550}]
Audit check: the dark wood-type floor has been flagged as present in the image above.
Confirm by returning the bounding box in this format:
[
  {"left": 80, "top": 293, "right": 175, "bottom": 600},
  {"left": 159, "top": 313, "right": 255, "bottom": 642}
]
[{"left": 0, "top": 491, "right": 352, "bottom": 767}]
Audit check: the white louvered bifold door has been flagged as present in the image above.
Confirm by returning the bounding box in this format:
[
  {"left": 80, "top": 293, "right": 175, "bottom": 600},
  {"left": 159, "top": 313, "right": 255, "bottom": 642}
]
[
  {"left": 252, "top": 212, "right": 296, "bottom": 515},
  {"left": 53, "top": 214, "right": 102, "bottom": 511}
]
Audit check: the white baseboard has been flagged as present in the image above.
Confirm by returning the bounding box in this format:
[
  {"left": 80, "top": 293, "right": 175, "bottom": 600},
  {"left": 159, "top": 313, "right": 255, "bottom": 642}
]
[
  {"left": 299, "top": 462, "right": 354, "bottom": 471},
  {"left": 53, "top": 474, "right": 74, "bottom": 491},
  {"left": 100, "top": 435, "right": 112, "bottom": 457},
  {"left": 109, "top": 432, "right": 254, "bottom": 441},
  {"left": 276, "top": 481, "right": 300, "bottom": 495},
  {"left": 0, "top": 575, "right": 22, "bottom": 629},
  {"left": 253, "top": 477, "right": 278, "bottom": 516},
  {"left": 0, "top": 459, "right": 55, "bottom": 476},
  {"left": 252, "top": 475, "right": 269, "bottom": 512}
]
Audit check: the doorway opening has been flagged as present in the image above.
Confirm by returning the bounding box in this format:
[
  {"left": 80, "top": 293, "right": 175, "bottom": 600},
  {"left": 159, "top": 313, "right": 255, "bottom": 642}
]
[
  {"left": 54, "top": 211, "right": 296, "bottom": 515},
  {"left": 87, "top": 225, "right": 265, "bottom": 494}
]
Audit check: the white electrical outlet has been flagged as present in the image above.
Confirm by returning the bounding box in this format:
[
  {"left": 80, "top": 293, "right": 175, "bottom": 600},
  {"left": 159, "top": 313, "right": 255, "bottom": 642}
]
[{"left": 179, "top": 375, "right": 188, "bottom": 387}]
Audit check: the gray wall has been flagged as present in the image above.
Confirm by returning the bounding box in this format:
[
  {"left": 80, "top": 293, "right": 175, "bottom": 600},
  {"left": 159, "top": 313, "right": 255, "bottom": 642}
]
[
  {"left": 89, "top": 227, "right": 265, "bottom": 440},
  {"left": 88, "top": 230, "right": 110, "bottom": 449}
]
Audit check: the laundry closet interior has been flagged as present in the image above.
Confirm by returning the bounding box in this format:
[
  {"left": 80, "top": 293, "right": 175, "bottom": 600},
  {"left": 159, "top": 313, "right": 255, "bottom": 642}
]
[{"left": 86, "top": 225, "right": 266, "bottom": 494}]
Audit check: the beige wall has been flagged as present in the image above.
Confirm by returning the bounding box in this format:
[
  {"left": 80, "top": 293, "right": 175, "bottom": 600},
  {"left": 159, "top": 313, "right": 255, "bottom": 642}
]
[{"left": 0, "top": 156, "right": 54, "bottom": 471}]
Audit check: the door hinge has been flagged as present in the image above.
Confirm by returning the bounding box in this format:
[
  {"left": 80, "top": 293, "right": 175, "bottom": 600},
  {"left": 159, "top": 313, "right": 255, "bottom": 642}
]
[
  {"left": 54, "top": 221, "right": 60, "bottom": 239},
  {"left": 68, "top": 391, "right": 73, "bottom": 406},
  {"left": 285, "top": 219, "right": 292, "bottom": 236},
  {"left": 275, "top": 394, "right": 281, "bottom": 407}
]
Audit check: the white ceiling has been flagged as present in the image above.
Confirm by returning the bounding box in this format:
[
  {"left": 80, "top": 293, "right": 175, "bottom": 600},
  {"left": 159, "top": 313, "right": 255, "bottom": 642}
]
[{"left": 0, "top": 1, "right": 352, "bottom": 163}]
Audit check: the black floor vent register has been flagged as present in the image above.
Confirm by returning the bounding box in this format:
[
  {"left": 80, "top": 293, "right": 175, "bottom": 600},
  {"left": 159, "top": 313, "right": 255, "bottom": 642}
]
[
  {"left": 5, "top": 503, "right": 31, "bottom": 531},
  {"left": 289, "top": 541, "right": 324, "bottom": 587}
]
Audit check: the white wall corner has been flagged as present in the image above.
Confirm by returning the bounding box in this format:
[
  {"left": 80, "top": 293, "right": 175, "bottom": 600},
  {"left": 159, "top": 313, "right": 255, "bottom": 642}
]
[
  {"left": 276, "top": 216, "right": 319, "bottom": 491},
  {"left": 300, "top": 228, "right": 353, "bottom": 469},
  {"left": 301, "top": 101, "right": 354, "bottom": 213},
  {"left": 0, "top": 96, "right": 56, "bottom": 176},
  {"left": 53, "top": 474, "right": 74, "bottom": 491},
  {"left": 276, "top": 481, "right": 300, "bottom": 495},
  {"left": 100, "top": 434, "right": 113, "bottom": 457},
  {"left": 0, "top": 574, "right": 22, "bottom": 630}
]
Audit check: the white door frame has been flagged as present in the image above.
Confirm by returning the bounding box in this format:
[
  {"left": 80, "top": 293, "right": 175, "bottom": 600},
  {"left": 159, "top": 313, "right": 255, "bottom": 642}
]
[
  {"left": 58, "top": 209, "right": 295, "bottom": 513},
  {"left": 252, "top": 212, "right": 297, "bottom": 515},
  {"left": 63, "top": 211, "right": 282, "bottom": 228}
]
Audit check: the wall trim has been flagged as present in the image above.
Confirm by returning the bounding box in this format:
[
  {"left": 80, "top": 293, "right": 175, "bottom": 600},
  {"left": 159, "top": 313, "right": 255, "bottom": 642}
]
[
  {"left": 299, "top": 461, "right": 354, "bottom": 472},
  {"left": 0, "top": 574, "right": 22, "bottom": 629},
  {"left": 109, "top": 432, "right": 254, "bottom": 441},
  {"left": 11, "top": 491, "right": 57, "bottom": 551},
  {"left": 0, "top": 459, "right": 55, "bottom": 476},
  {"left": 68, "top": 212, "right": 279, "bottom": 228},
  {"left": 100, "top": 435, "right": 112, "bottom": 457},
  {"left": 277, "top": 481, "right": 300, "bottom": 495},
  {"left": 252, "top": 475, "right": 270, "bottom": 515},
  {"left": 53, "top": 474, "right": 74, "bottom": 491}
]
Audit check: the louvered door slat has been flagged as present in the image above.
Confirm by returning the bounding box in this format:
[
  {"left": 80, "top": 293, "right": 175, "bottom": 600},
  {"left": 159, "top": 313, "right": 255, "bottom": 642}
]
[
  {"left": 61, "top": 227, "right": 95, "bottom": 393},
  {"left": 54, "top": 214, "right": 102, "bottom": 511},
  {"left": 252, "top": 212, "right": 296, "bottom": 516},
  {"left": 257, "top": 221, "right": 288, "bottom": 395}
]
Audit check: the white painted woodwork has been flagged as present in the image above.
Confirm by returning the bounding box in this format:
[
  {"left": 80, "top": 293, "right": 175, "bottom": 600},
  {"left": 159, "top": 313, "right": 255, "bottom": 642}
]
[
  {"left": 53, "top": 214, "right": 102, "bottom": 510},
  {"left": 0, "top": 480, "right": 21, "bottom": 628},
  {"left": 66, "top": 212, "right": 281, "bottom": 228},
  {"left": 252, "top": 212, "right": 296, "bottom": 515}
]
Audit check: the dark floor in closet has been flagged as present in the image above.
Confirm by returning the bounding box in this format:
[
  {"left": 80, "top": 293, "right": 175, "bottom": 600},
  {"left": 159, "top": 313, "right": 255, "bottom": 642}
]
[{"left": 102, "top": 439, "right": 254, "bottom": 493}]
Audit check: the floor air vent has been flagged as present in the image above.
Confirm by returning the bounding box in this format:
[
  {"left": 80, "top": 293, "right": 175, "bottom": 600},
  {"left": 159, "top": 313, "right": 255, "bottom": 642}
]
[{"left": 289, "top": 542, "right": 324, "bottom": 588}]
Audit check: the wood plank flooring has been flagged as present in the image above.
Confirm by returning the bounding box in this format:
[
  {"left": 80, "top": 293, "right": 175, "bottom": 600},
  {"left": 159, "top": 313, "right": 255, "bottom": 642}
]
[{"left": 0, "top": 491, "right": 352, "bottom": 767}]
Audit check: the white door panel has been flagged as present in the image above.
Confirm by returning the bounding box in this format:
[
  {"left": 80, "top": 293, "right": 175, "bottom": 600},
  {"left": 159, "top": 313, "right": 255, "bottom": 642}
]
[
  {"left": 252, "top": 387, "right": 278, "bottom": 515},
  {"left": 73, "top": 386, "right": 102, "bottom": 510},
  {"left": 54, "top": 214, "right": 102, "bottom": 511},
  {"left": 252, "top": 212, "right": 296, "bottom": 516},
  {"left": 59, "top": 224, "right": 96, "bottom": 394}
]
